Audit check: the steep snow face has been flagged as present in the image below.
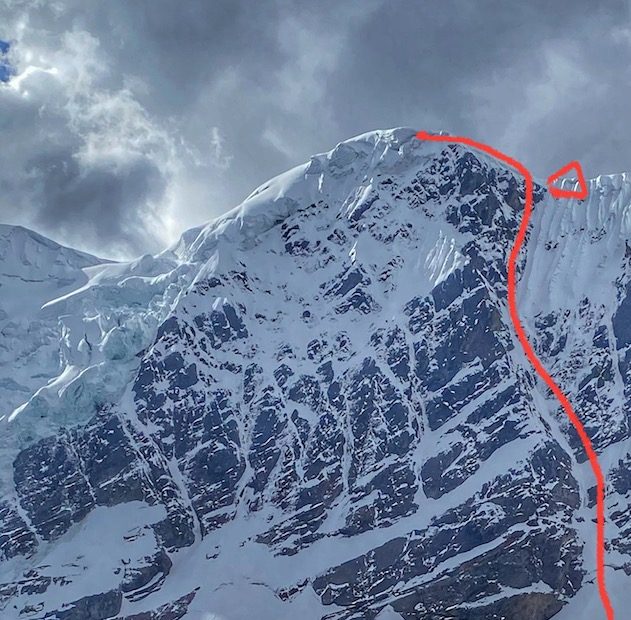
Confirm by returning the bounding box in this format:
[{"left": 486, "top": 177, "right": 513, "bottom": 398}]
[
  {"left": 1, "top": 128, "right": 631, "bottom": 619},
  {"left": 522, "top": 173, "right": 631, "bottom": 318},
  {"left": 517, "top": 173, "right": 631, "bottom": 617}
]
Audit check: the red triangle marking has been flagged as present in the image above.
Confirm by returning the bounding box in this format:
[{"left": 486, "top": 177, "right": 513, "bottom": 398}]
[{"left": 546, "top": 161, "right": 588, "bottom": 200}]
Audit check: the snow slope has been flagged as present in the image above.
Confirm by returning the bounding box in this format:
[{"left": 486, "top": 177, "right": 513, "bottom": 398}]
[{"left": 1, "top": 128, "right": 631, "bottom": 619}]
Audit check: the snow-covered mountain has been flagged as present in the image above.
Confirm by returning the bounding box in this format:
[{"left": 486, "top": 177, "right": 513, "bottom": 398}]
[{"left": 1, "top": 128, "right": 631, "bottom": 619}]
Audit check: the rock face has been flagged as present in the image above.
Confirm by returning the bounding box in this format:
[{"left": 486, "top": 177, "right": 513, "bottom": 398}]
[{"left": 1, "top": 129, "right": 631, "bottom": 619}]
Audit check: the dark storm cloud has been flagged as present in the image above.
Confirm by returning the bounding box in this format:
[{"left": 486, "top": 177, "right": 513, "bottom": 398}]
[
  {"left": 1, "top": 0, "right": 631, "bottom": 257},
  {"left": 27, "top": 149, "right": 166, "bottom": 254},
  {"left": 319, "top": 0, "right": 631, "bottom": 178}
]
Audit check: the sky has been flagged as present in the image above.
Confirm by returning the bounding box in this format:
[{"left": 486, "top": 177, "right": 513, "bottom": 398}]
[{"left": 1, "top": 0, "right": 631, "bottom": 259}]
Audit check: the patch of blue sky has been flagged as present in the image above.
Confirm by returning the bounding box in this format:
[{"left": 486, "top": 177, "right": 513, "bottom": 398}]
[{"left": 0, "top": 40, "right": 13, "bottom": 82}]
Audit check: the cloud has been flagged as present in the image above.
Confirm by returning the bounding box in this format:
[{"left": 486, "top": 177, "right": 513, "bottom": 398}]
[
  {"left": 0, "top": 21, "right": 181, "bottom": 257},
  {"left": 1, "top": 0, "right": 631, "bottom": 257},
  {"left": 208, "top": 127, "right": 232, "bottom": 171}
]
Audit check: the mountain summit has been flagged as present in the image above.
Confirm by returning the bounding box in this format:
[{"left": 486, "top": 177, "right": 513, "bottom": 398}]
[{"left": 1, "top": 129, "right": 630, "bottom": 619}]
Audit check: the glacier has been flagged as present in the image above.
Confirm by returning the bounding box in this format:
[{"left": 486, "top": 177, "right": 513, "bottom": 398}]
[{"left": 1, "top": 128, "right": 631, "bottom": 618}]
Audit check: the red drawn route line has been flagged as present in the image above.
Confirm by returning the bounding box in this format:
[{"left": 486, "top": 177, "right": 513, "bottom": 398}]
[{"left": 414, "top": 130, "right": 615, "bottom": 620}]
